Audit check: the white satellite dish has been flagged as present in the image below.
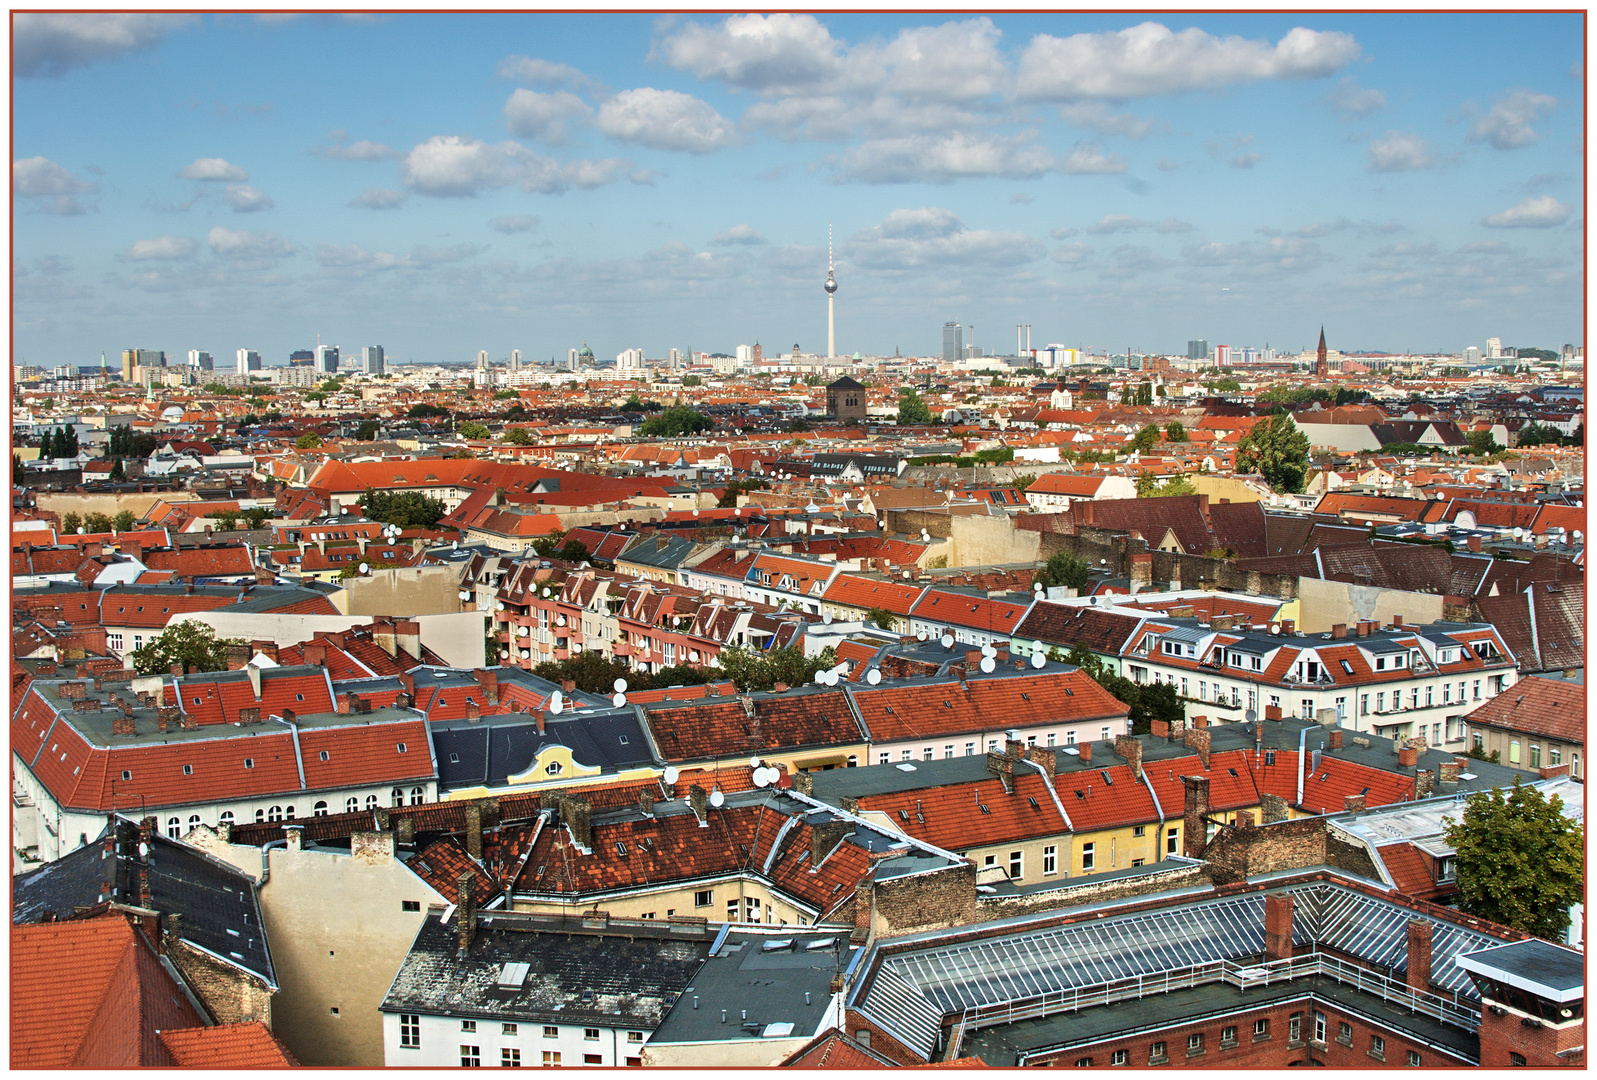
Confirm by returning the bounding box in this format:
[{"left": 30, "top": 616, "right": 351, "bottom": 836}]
[
  {"left": 693, "top": 509, "right": 700, "bottom": 517},
  {"left": 734, "top": 508, "right": 741, "bottom": 516},
  {"left": 1031, "top": 651, "right": 1047, "bottom": 669},
  {"left": 814, "top": 670, "right": 827, "bottom": 685},
  {"left": 542, "top": 587, "right": 551, "bottom": 597},
  {"left": 980, "top": 656, "right": 996, "bottom": 674},
  {"left": 866, "top": 668, "right": 882, "bottom": 685},
  {"left": 1271, "top": 624, "right": 1280, "bottom": 635},
  {"left": 359, "top": 562, "right": 370, "bottom": 575},
  {"left": 825, "top": 670, "right": 839, "bottom": 686},
  {"left": 572, "top": 643, "right": 583, "bottom": 653},
  {"left": 557, "top": 615, "right": 566, "bottom": 626},
  {"left": 749, "top": 756, "right": 762, "bottom": 769},
  {"left": 663, "top": 765, "right": 680, "bottom": 784},
  {"left": 753, "top": 769, "right": 770, "bottom": 788},
  {"left": 916, "top": 630, "right": 927, "bottom": 641},
  {"left": 549, "top": 696, "right": 564, "bottom": 715},
  {"left": 823, "top": 612, "right": 833, "bottom": 624},
  {"left": 495, "top": 601, "right": 505, "bottom": 611},
  {"left": 709, "top": 788, "right": 725, "bottom": 808},
  {"left": 940, "top": 634, "right": 954, "bottom": 649},
  {"left": 614, "top": 678, "right": 628, "bottom": 693},
  {"left": 903, "top": 570, "right": 911, "bottom": 579},
  {"left": 982, "top": 644, "right": 996, "bottom": 658},
  {"left": 612, "top": 692, "right": 626, "bottom": 708},
  {"left": 518, "top": 626, "right": 529, "bottom": 636},
  {"left": 1513, "top": 527, "right": 1525, "bottom": 540}
]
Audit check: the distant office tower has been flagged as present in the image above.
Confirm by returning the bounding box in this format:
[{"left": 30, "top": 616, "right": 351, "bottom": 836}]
[
  {"left": 942, "top": 322, "right": 963, "bottom": 364},
  {"left": 616, "top": 347, "right": 644, "bottom": 370},
  {"left": 1187, "top": 339, "right": 1209, "bottom": 360},
  {"left": 476, "top": 350, "right": 490, "bottom": 371},
  {"left": 121, "top": 349, "right": 164, "bottom": 381},
  {"left": 509, "top": 349, "right": 521, "bottom": 373},
  {"left": 668, "top": 348, "right": 682, "bottom": 370},
  {"left": 236, "top": 349, "right": 263, "bottom": 374},
  {"left": 1463, "top": 346, "right": 1482, "bottom": 365},
  {"left": 1563, "top": 343, "right": 1575, "bottom": 359},
  {"left": 736, "top": 344, "right": 753, "bottom": 366},
  {"left": 1214, "top": 344, "right": 1231, "bottom": 367},
  {"left": 315, "top": 345, "right": 339, "bottom": 374},
  {"left": 566, "top": 348, "right": 579, "bottom": 371},
  {"left": 187, "top": 350, "right": 213, "bottom": 372},
  {"left": 1486, "top": 337, "right": 1502, "bottom": 359},
  {"left": 362, "top": 345, "right": 385, "bottom": 375},
  {"left": 289, "top": 349, "right": 315, "bottom": 367}
]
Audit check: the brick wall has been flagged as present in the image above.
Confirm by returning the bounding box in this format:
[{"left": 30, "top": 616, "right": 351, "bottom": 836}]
[
  {"left": 867, "top": 863, "right": 977, "bottom": 938},
  {"left": 1477, "top": 1003, "right": 1585, "bottom": 1067},
  {"left": 977, "top": 861, "right": 1206, "bottom": 921},
  {"left": 171, "top": 939, "right": 274, "bottom": 1026},
  {"left": 1203, "top": 817, "right": 1380, "bottom": 885}
]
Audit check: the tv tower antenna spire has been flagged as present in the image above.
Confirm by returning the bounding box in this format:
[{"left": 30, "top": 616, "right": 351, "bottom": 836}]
[{"left": 823, "top": 223, "right": 838, "bottom": 359}]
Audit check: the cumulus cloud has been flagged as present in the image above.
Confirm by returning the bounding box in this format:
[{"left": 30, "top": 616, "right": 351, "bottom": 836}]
[
  {"left": 316, "top": 243, "right": 404, "bottom": 278},
  {"left": 1096, "top": 244, "right": 1170, "bottom": 280},
  {"left": 178, "top": 157, "right": 248, "bottom": 181},
  {"left": 490, "top": 215, "right": 539, "bottom": 233},
  {"left": 225, "top": 184, "right": 274, "bottom": 212},
  {"left": 400, "top": 135, "right": 631, "bottom": 197},
  {"left": 13, "top": 13, "right": 195, "bottom": 77},
  {"left": 1059, "top": 102, "right": 1161, "bottom": 138},
  {"left": 847, "top": 207, "right": 1044, "bottom": 269},
  {"left": 1016, "top": 23, "right": 1359, "bottom": 100},
  {"left": 1086, "top": 214, "right": 1193, "bottom": 235},
  {"left": 711, "top": 225, "right": 766, "bottom": 246},
  {"left": 595, "top": 89, "right": 737, "bottom": 153},
  {"left": 1229, "top": 152, "right": 1261, "bottom": 169},
  {"left": 1482, "top": 195, "right": 1570, "bottom": 228},
  {"left": 312, "top": 131, "right": 398, "bottom": 160},
  {"left": 12, "top": 156, "right": 99, "bottom": 214},
  {"left": 207, "top": 225, "right": 294, "bottom": 260},
  {"left": 1466, "top": 89, "right": 1557, "bottom": 150},
  {"left": 1049, "top": 226, "right": 1078, "bottom": 240},
  {"left": 1328, "top": 76, "right": 1386, "bottom": 118},
  {"left": 864, "top": 19, "right": 1008, "bottom": 104},
  {"left": 496, "top": 55, "right": 600, "bottom": 90},
  {"left": 837, "top": 132, "right": 1056, "bottom": 184},
  {"left": 409, "top": 243, "right": 479, "bottom": 267},
  {"left": 1183, "top": 236, "right": 1323, "bottom": 273},
  {"left": 350, "top": 187, "right": 406, "bottom": 210},
  {"left": 1061, "top": 143, "right": 1127, "bottom": 174},
  {"left": 503, "top": 89, "right": 593, "bottom": 144},
  {"left": 654, "top": 14, "right": 844, "bottom": 94},
  {"left": 1366, "top": 132, "right": 1432, "bottom": 172},
  {"left": 126, "top": 235, "right": 196, "bottom": 260},
  {"left": 1052, "top": 242, "right": 1092, "bottom": 266}
]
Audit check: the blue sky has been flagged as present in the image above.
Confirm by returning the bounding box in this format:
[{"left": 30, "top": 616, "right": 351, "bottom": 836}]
[{"left": 12, "top": 11, "right": 1585, "bottom": 368}]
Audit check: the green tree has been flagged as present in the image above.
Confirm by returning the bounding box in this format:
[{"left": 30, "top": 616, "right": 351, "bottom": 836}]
[
  {"left": 680, "top": 374, "right": 703, "bottom": 387},
  {"left": 622, "top": 393, "right": 647, "bottom": 411},
  {"left": 61, "top": 512, "right": 82, "bottom": 534},
  {"left": 717, "top": 478, "right": 769, "bottom": 508},
  {"left": 84, "top": 512, "right": 112, "bottom": 533},
  {"left": 108, "top": 458, "right": 127, "bottom": 482},
  {"left": 241, "top": 508, "right": 271, "bottom": 530},
  {"left": 501, "top": 426, "right": 532, "bottom": 445},
  {"left": 865, "top": 607, "right": 898, "bottom": 631},
  {"left": 974, "top": 446, "right": 1015, "bottom": 464},
  {"left": 529, "top": 532, "right": 566, "bottom": 558},
  {"left": 897, "top": 387, "right": 934, "bottom": 426},
  {"left": 638, "top": 407, "right": 713, "bottom": 437},
  {"left": 783, "top": 418, "right": 813, "bottom": 433},
  {"left": 502, "top": 404, "right": 528, "bottom": 422},
  {"left": 1235, "top": 413, "right": 1311, "bottom": 493},
  {"left": 712, "top": 644, "right": 840, "bottom": 693},
  {"left": 1165, "top": 421, "right": 1186, "bottom": 442},
  {"left": 457, "top": 421, "right": 491, "bottom": 440},
  {"left": 353, "top": 419, "right": 382, "bottom": 441},
  {"left": 1129, "top": 424, "right": 1161, "bottom": 454},
  {"left": 295, "top": 433, "right": 323, "bottom": 450},
  {"left": 531, "top": 651, "right": 636, "bottom": 694},
  {"left": 38, "top": 428, "right": 54, "bottom": 459},
  {"left": 317, "top": 378, "right": 343, "bottom": 393},
  {"left": 131, "top": 622, "right": 247, "bottom": 677},
  {"left": 1136, "top": 471, "right": 1197, "bottom": 498},
  {"left": 1464, "top": 429, "right": 1500, "bottom": 456},
  {"left": 1035, "top": 551, "right": 1090, "bottom": 592},
  {"left": 1444, "top": 778, "right": 1583, "bottom": 939},
  {"left": 359, "top": 488, "right": 447, "bottom": 530},
  {"left": 406, "top": 402, "right": 451, "bottom": 420},
  {"left": 12, "top": 454, "right": 23, "bottom": 485},
  {"left": 492, "top": 389, "right": 519, "bottom": 400},
  {"left": 1012, "top": 473, "right": 1037, "bottom": 492},
  {"left": 111, "top": 510, "right": 136, "bottom": 532},
  {"left": 557, "top": 538, "right": 591, "bottom": 563},
  {"left": 211, "top": 513, "right": 238, "bottom": 532}
]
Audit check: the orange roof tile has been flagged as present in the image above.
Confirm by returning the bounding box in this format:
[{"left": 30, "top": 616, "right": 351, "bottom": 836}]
[{"left": 157, "top": 1023, "right": 299, "bottom": 1068}]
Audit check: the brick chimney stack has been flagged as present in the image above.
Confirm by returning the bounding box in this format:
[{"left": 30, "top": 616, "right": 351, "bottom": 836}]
[
  {"left": 1405, "top": 920, "right": 1432, "bottom": 994},
  {"left": 1182, "top": 776, "right": 1210, "bottom": 858},
  {"left": 1114, "top": 735, "right": 1143, "bottom": 780},
  {"left": 1263, "top": 894, "right": 1294, "bottom": 962},
  {"left": 456, "top": 872, "right": 477, "bottom": 956}
]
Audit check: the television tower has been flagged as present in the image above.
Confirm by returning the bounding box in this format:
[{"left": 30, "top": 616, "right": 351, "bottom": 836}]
[{"left": 823, "top": 223, "right": 838, "bottom": 359}]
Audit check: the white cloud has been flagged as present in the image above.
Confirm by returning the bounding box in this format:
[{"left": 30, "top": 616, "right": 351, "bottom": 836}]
[
  {"left": 490, "top": 215, "right": 539, "bottom": 234},
  {"left": 409, "top": 244, "right": 479, "bottom": 267},
  {"left": 1183, "top": 236, "right": 1323, "bottom": 274},
  {"left": 1059, "top": 102, "right": 1160, "bottom": 138},
  {"left": 595, "top": 89, "right": 737, "bottom": 154},
  {"left": 400, "top": 135, "right": 535, "bottom": 196},
  {"left": 838, "top": 132, "right": 1056, "bottom": 184},
  {"left": 1061, "top": 143, "right": 1127, "bottom": 174},
  {"left": 711, "top": 225, "right": 766, "bottom": 246},
  {"left": 178, "top": 157, "right": 248, "bottom": 182},
  {"left": 1052, "top": 242, "right": 1092, "bottom": 266},
  {"left": 1088, "top": 214, "right": 1144, "bottom": 235},
  {"left": 1466, "top": 90, "right": 1557, "bottom": 150},
  {"left": 1367, "top": 132, "right": 1432, "bottom": 172},
  {"left": 496, "top": 55, "right": 599, "bottom": 90},
  {"left": 12, "top": 156, "right": 98, "bottom": 214},
  {"left": 1016, "top": 23, "right": 1359, "bottom": 100},
  {"left": 1156, "top": 217, "right": 1194, "bottom": 233},
  {"left": 1482, "top": 195, "right": 1570, "bottom": 228},
  {"left": 654, "top": 14, "right": 844, "bottom": 94},
  {"left": 13, "top": 13, "right": 195, "bottom": 77},
  {"left": 1049, "top": 226, "right": 1078, "bottom": 239},
  {"left": 1328, "top": 76, "right": 1386, "bottom": 118},
  {"left": 503, "top": 89, "right": 593, "bottom": 144},
  {"left": 351, "top": 188, "right": 406, "bottom": 210},
  {"left": 126, "top": 235, "right": 197, "bottom": 260},
  {"left": 865, "top": 19, "right": 1007, "bottom": 104},
  {"left": 1229, "top": 152, "right": 1262, "bottom": 169},
  {"left": 313, "top": 136, "right": 398, "bottom": 160},
  {"left": 316, "top": 243, "right": 403, "bottom": 277},
  {"left": 1096, "top": 244, "right": 1170, "bottom": 280},
  {"left": 207, "top": 225, "right": 294, "bottom": 259},
  {"left": 225, "top": 184, "right": 274, "bottom": 212},
  {"left": 847, "top": 207, "right": 1044, "bottom": 269}
]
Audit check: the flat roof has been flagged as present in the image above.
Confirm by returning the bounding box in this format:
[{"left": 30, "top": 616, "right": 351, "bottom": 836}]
[{"left": 1454, "top": 940, "right": 1584, "bottom": 1003}]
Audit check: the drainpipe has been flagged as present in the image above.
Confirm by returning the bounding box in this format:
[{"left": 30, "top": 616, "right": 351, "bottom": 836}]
[
  {"left": 1140, "top": 763, "right": 1166, "bottom": 861},
  {"left": 260, "top": 837, "right": 287, "bottom": 886},
  {"left": 1296, "top": 723, "right": 1310, "bottom": 808}
]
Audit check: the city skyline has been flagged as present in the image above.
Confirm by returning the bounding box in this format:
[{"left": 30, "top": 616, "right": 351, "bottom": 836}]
[{"left": 13, "top": 11, "right": 1584, "bottom": 367}]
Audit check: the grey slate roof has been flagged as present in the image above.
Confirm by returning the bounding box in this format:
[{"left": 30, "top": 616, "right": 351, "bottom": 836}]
[{"left": 431, "top": 708, "right": 657, "bottom": 789}]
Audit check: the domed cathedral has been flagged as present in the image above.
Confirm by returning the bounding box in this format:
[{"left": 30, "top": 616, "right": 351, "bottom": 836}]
[{"left": 826, "top": 376, "right": 867, "bottom": 423}]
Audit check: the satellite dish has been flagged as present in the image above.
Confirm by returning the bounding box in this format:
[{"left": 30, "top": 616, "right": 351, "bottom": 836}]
[
  {"left": 940, "top": 634, "right": 954, "bottom": 649},
  {"left": 823, "top": 612, "right": 833, "bottom": 625},
  {"left": 1513, "top": 527, "right": 1524, "bottom": 540},
  {"left": 814, "top": 670, "right": 828, "bottom": 685},
  {"left": 982, "top": 644, "right": 996, "bottom": 658},
  {"left": 663, "top": 766, "right": 680, "bottom": 784},
  {"left": 549, "top": 696, "right": 564, "bottom": 715},
  {"left": 866, "top": 668, "right": 882, "bottom": 685},
  {"left": 903, "top": 570, "right": 911, "bottom": 580},
  {"left": 495, "top": 601, "right": 505, "bottom": 611},
  {"left": 360, "top": 562, "right": 370, "bottom": 574},
  {"left": 518, "top": 626, "right": 529, "bottom": 637},
  {"left": 734, "top": 508, "right": 741, "bottom": 516},
  {"left": 542, "top": 587, "right": 551, "bottom": 597},
  {"left": 916, "top": 630, "right": 927, "bottom": 641},
  {"left": 709, "top": 788, "right": 725, "bottom": 808},
  {"left": 749, "top": 756, "right": 763, "bottom": 769},
  {"left": 1270, "top": 624, "right": 1280, "bottom": 635},
  {"left": 612, "top": 692, "right": 626, "bottom": 708},
  {"left": 980, "top": 656, "right": 996, "bottom": 674},
  {"left": 572, "top": 643, "right": 583, "bottom": 653},
  {"left": 693, "top": 509, "right": 700, "bottom": 517},
  {"left": 1245, "top": 708, "right": 1258, "bottom": 723},
  {"left": 1031, "top": 651, "right": 1047, "bottom": 669},
  {"left": 457, "top": 588, "right": 469, "bottom": 600},
  {"left": 753, "top": 769, "right": 770, "bottom": 788},
  {"left": 614, "top": 678, "right": 628, "bottom": 693},
  {"left": 825, "top": 670, "right": 839, "bottom": 686},
  {"left": 557, "top": 615, "right": 566, "bottom": 626}
]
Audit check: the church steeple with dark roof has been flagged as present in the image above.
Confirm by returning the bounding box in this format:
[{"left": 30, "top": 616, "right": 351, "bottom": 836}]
[{"left": 1316, "top": 326, "right": 1329, "bottom": 379}]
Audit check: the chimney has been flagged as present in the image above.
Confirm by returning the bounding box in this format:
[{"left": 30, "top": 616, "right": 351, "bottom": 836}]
[
  {"left": 156, "top": 710, "right": 168, "bottom": 733},
  {"left": 561, "top": 679, "right": 576, "bottom": 695},
  {"left": 985, "top": 752, "right": 1016, "bottom": 794},
  {"left": 1193, "top": 715, "right": 1209, "bottom": 729},
  {"left": 301, "top": 643, "right": 327, "bottom": 668},
  {"left": 1150, "top": 718, "right": 1170, "bottom": 740},
  {"left": 1183, "top": 726, "right": 1212, "bottom": 770},
  {"left": 1078, "top": 741, "right": 1092, "bottom": 764},
  {"left": 224, "top": 643, "right": 251, "bottom": 671},
  {"left": 1328, "top": 730, "right": 1343, "bottom": 750},
  {"left": 1466, "top": 535, "right": 1481, "bottom": 553},
  {"left": 337, "top": 693, "right": 352, "bottom": 715},
  {"left": 639, "top": 788, "right": 655, "bottom": 817},
  {"left": 1182, "top": 776, "right": 1209, "bottom": 858},
  {"left": 1264, "top": 704, "right": 1282, "bottom": 722},
  {"left": 112, "top": 712, "right": 135, "bottom": 737},
  {"left": 282, "top": 708, "right": 296, "bottom": 726},
  {"left": 285, "top": 823, "right": 304, "bottom": 852},
  {"left": 475, "top": 669, "right": 500, "bottom": 704},
  {"left": 169, "top": 662, "right": 183, "bottom": 679},
  {"left": 1538, "top": 763, "right": 1571, "bottom": 779},
  {"left": 853, "top": 880, "right": 873, "bottom": 939},
  {"left": 1280, "top": 619, "right": 1295, "bottom": 636},
  {"left": 464, "top": 803, "right": 483, "bottom": 859},
  {"left": 1405, "top": 920, "right": 1433, "bottom": 994},
  {"left": 1439, "top": 760, "right": 1461, "bottom": 785},
  {"left": 245, "top": 663, "right": 263, "bottom": 701},
  {"left": 1263, "top": 894, "right": 1294, "bottom": 962},
  {"left": 456, "top": 872, "right": 477, "bottom": 955},
  {"left": 1392, "top": 613, "right": 1403, "bottom": 627},
  {"left": 1028, "top": 744, "right": 1058, "bottom": 775},
  {"left": 395, "top": 816, "right": 415, "bottom": 845},
  {"left": 465, "top": 701, "right": 481, "bottom": 722},
  {"left": 1235, "top": 809, "right": 1255, "bottom": 830},
  {"left": 772, "top": 681, "right": 789, "bottom": 694},
  {"left": 561, "top": 798, "right": 592, "bottom": 850},
  {"left": 1415, "top": 768, "right": 1435, "bottom": 799},
  {"left": 1343, "top": 793, "right": 1366, "bottom": 814},
  {"left": 791, "top": 771, "right": 815, "bottom": 796},
  {"left": 688, "top": 785, "right": 708, "bottom": 825},
  {"left": 1005, "top": 738, "right": 1026, "bottom": 761},
  {"left": 1114, "top": 735, "right": 1143, "bottom": 780},
  {"left": 1397, "top": 745, "right": 1419, "bottom": 768},
  {"left": 811, "top": 817, "right": 851, "bottom": 865}
]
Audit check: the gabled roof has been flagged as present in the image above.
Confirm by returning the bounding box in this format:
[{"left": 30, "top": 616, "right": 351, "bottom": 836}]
[
  {"left": 1013, "top": 601, "right": 1145, "bottom": 653},
  {"left": 157, "top": 1023, "right": 299, "bottom": 1068},
  {"left": 1461, "top": 675, "right": 1583, "bottom": 743},
  {"left": 849, "top": 670, "right": 1128, "bottom": 744},
  {"left": 644, "top": 688, "right": 864, "bottom": 763}
]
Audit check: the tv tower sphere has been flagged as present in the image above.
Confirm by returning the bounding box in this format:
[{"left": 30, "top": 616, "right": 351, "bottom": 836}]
[{"left": 824, "top": 271, "right": 837, "bottom": 295}]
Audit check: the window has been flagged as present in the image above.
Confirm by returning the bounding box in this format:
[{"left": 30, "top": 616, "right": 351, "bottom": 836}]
[
  {"left": 1149, "top": 1042, "right": 1167, "bottom": 1063},
  {"left": 1370, "top": 1035, "right": 1385, "bottom": 1060},
  {"left": 1045, "top": 733, "right": 1055, "bottom": 747},
  {"left": 366, "top": 795, "right": 378, "bottom": 810},
  {"left": 1313, "top": 1013, "right": 1326, "bottom": 1044},
  {"left": 320, "top": 750, "right": 330, "bottom": 761},
  {"left": 1254, "top": 1019, "right": 1269, "bottom": 1039},
  {"left": 944, "top": 744, "right": 955, "bottom": 759},
  {"left": 965, "top": 742, "right": 976, "bottom": 756},
  {"left": 626, "top": 1032, "right": 643, "bottom": 1044},
  {"left": 543, "top": 1026, "right": 559, "bottom": 1039},
  {"left": 347, "top": 798, "right": 359, "bottom": 813},
  {"left": 167, "top": 817, "right": 181, "bottom": 839},
  {"left": 879, "top": 753, "right": 890, "bottom": 764},
  {"left": 1510, "top": 1052, "right": 1526, "bottom": 1066},
  {"left": 694, "top": 889, "right": 712, "bottom": 907},
  {"left": 219, "top": 811, "right": 234, "bottom": 826},
  {"left": 1221, "top": 1026, "right": 1237, "bottom": 1047},
  {"left": 745, "top": 897, "right": 761, "bottom": 923},
  {"left": 313, "top": 801, "right": 328, "bottom": 816},
  {"left": 1081, "top": 842, "right": 1095, "bottom": 871},
  {"left": 922, "top": 747, "right": 933, "bottom": 761},
  {"left": 1472, "top": 679, "right": 1481, "bottom": 701},
  {"left": 1074, "top": 1057, "right": 1092, "bottom": 1067},
  {"left": 503, "top": 1049, "right": 521, "bottom": 1067},
  {"left": 1550, "top": 746, "right": 1562, "bottom": 766},
  {"left": 1043, "top": 845, "right": 1057, "bottom": 875},
  {"left": 182, "top": 764, "right": 192, "bottom": 776},
  {"left": 1009, "top": 851, "right": 1024, "bottom": 879},
  {"left": 1509, "top": 740, "right": 1521, "bottom": 764},
  {"left": 400, "top": 1014, "right": 420, "bottom": 1048},
  {"left": 255, "top": 810, "right": 265, "bottom": 823},
  {"left": 268, "top": 805, "right": 283, "bottom": 823},
  {"left": 1111, "top": 1049, "right": 1127, "bottom": 1066},
  {"left": 1132, "top": 825, "right": 1145, "bottom": 837},
  {"left": 542, "top": 1051, "right": 561, "bottom": 1067},
  {"left": 1288, "top": 1014, "right": 1302, "bottom": 1043},
  {"left": 1337, "top": 1022, "right": 1352, "bottom": 1046},
  {"left": 503, "top": 1023, "right": 518, "bottom": 1036},
  {"left": 462, "top": 1021, "right": 477, "bottom": 1033},
  {"left": 584, "top": 1029, "right": 599, "bottom": 1042},
  {"left": 411, "top": 786, "right": 425, "bottom": 805},
  {"left": 727, "top": 900, "right": 740, "bottom": 922},
  {"left": 1530, "top": 745, "right": 1542, "bottom": 768},
  {"left": 392, "top": 787, "right": 406, "bottom": 808},
  {"left": 402, "top": 900, "right": 421, "bottom": 912},
  {"left": 1167, "top": 828, "right": 1178, "bottom": 854},
  {"left": 901, "top": 750, "right": 912, "bottom": 761},
  {"left": 188, "top": 814, "right": 200, "bottom": 830},
  {"left": 1187, "top": 1033, "right": 1203, "bottom": 1055},
  {"left": 1407, "top": 1051, "right": 1421, "bottom": 1066},
  {"left": 244, "top": 758, "right": 254, "bottom": 770}
]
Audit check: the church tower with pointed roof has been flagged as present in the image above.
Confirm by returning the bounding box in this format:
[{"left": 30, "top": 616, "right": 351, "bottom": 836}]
[{"left": 1316, "top": 326, "right": 1329, "bottom": 379}]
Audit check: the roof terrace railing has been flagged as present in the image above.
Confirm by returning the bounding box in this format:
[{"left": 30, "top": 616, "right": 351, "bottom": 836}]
[{"left": 942, "top": 950, "right": 1479, "bottom": 1060}]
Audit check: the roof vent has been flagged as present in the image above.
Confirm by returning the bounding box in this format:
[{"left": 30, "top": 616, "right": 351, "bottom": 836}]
[{"left": 497, "top": 962, "right": 530, "bottom": 989}]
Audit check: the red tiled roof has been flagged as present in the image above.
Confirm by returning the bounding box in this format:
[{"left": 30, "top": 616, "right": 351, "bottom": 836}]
[
  {"left": 1461, "top": 676, "right": 1583, "bottom": 743},
  {"left": 822, "top": 574, "right": 926, "bottom": 614},
  {"left": 645, "top": 689, "right": 864, "bottom": 762},
  {"left": 851, "top": 671, "right": 1128, "bottom": 744},
  {"left": 1376, "top": 842, "right": 1452, "bottom": 903},
  {"left": 157, "top": 1023, "right": 299, "bottom": 1068}
]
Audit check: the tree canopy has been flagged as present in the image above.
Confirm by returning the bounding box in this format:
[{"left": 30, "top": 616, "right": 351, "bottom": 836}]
[
  {"left": 1444, "top": 778, "right": 1583, "bottom": 939},
  {"left": 131, "top": 622, "right": 246, "bottom": 676},
  {"left": 637, "top": 407, "right": 713, "bottom": 437},
  {"left": 359, "top": 488, "right": 447, "bottom": 530},
  {"left": 711, "top": 644, "right": 840, "bottom": 693},
  {"left": 1128, "top": 424, "right": 1161, "bottom": 454},
  {"left": 295, "top": 433, "right": 323, "bottom": 449},
  {"left": 1035, "top": 551, "right": 1090, "bottom": 592},
  {"left": 501, "top": 426, "right": 532, "bottom": 445},
  {"left": 1136, "top": 471, "right": 1197, "bottom": 498},
  {"left": 897, "top": 387, "right": 934, "bottom": 426},
  {"left": 1060, "top": 645, "right": 1183, "bottom": 735},
  {"left": 1235, "top": 413, "right": 1311, "bottom": 493},
  {"left": 717, "top": 478, "right": 769, "bottom": 508},
  {"left": 406, "top": 402, "right": 450, "bottom": 420},
  {"left": 1165, "top": 421, "right": 1187, "bottom": 442},
  {"left": 456, "top": 421, "right": 491, "bottom": 440}
]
